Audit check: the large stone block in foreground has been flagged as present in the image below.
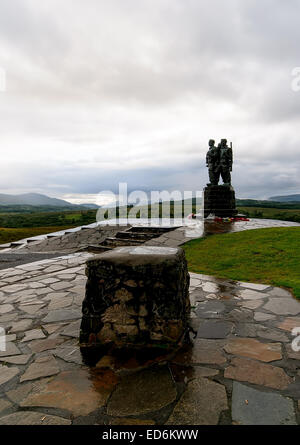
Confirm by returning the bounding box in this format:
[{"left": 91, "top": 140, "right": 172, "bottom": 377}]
[
  {"left": 79, "top": 246, "right": 190, "bottom": 349},
  {"left": 204, "top": 185, "right": 238, "bottom": 218}
]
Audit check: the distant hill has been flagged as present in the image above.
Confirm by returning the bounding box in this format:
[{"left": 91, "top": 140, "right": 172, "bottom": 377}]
[
  {"left": 269, "top": 194, "right": 300, "bottom": 202},
  {"left": 80, "top": 203, "right": 99, "bottom": 209},
  {"left": 0, "top": 193, "right": 76, "bottom": 207}
]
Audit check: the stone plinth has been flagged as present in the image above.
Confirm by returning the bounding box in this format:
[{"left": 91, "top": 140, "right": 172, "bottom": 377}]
[
  {"left": 203, "top": 185, "right": 238, "bottom": 218},
  {"left": 79, "top": 246, "right": 190, "bottom": 349}
]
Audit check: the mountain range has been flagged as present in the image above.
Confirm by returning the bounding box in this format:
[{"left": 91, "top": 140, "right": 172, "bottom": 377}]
[
  {"left": 269, "top": 194, "right": 300, "bottom": 202},
  {"left": 0, "top": 193, "right": 98, "bottom": 209}
]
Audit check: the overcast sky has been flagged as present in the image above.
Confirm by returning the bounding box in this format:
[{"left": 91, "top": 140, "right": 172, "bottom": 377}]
[{"left": 0, "top": 0, "right": 299, "bottom": 204}]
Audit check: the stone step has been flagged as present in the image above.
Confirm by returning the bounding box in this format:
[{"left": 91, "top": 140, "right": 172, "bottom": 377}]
[
  {"left": 0, "top": 243, "right": 12, "bottom": 249},
  {"left": 102, "top": 237, "right": 145, "bottom": 247},
  {"left": 86, "top": 245, "right": 112, "bottom": 253},
  {"left": 127, "top": 226, "right": 177, "bottom": 234},
  {"left": 116, "top": 231, "right": 154, "bottom": 241},
  {"left": 10, "top": 242, "right": 25, "bottom": 248}
]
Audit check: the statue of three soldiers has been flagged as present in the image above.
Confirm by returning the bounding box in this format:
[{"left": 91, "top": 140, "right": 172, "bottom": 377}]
[{"left": 206, "top": 139, "right": 233, "bottom": 186}]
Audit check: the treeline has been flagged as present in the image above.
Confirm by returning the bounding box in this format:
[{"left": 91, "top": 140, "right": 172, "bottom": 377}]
[
  {"left": 0, "top": 204, "right": 88, "bottom": 213},
  {"left": 238, "top": 207, "right": 300, "bottom": 223},
  {"left": 0, "top": 210, "right": 97, "bottom": 228},
  {"left": 0, "top": 201, "right": 300, "bottom": 229},
  {"left": 236, "top": 199, "right": 300, "bottom": 210}
]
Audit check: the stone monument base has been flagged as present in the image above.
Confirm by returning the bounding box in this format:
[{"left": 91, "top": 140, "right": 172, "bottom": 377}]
[
  {"left": 203, "top": 185, "right": 238, "bottom": 218},
  {"left": 79, "top": 246, "right": 190, "bottom": 350}
]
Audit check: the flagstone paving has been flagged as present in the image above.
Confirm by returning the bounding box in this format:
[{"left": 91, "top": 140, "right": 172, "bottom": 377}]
[
  {"left": 1, "top": 218, "right": 299, "bottom": 258},
  {"left": 0, "top": 227, "right": 299, "bottom": 424}
]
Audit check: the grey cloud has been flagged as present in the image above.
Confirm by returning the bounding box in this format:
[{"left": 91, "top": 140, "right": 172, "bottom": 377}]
[{"left": 0, "top": 0, "right": 299, "bottom": 201}]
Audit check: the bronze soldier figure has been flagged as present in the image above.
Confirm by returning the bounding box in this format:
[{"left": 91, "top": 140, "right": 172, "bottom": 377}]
[
  {"left": 206, "top": 139, "right": 220, "bottom": 186},
  {"left": 217, "top": 139, "right": 233, "bottom": 186}
]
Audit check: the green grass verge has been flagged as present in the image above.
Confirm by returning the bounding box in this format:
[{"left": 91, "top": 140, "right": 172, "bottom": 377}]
[
  {"left": 182, "top": 227, "right": 300, "bottom": 299},
  {"left": 238, "top": 206, "right": 300, "bottom": 222},
  {"left": 0, "top": 226, "right": 76, "bottom": 244}
]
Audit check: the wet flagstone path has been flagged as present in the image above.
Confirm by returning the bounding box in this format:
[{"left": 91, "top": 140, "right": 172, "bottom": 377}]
[{"left": 0, "top": 249, "right": 299, "bottom": 425}]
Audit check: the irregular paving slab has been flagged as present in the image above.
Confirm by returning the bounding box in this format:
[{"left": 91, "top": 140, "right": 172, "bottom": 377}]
[
  {"left": 48, "top": 296, "right": 73, "bottom": 310},
  {"left": 254, "top": 312, "right": 276, "bottom": 322},
  {"left": 224, "top": 357, "right": 293, "bottom": 390},
  {"left": 186, "top": 367, "right": 219, "bottom": 379},
  {"left": 107, "top": 367, "right": 177, "bottom": 416},
  {"left": 60, "top": 320, "right": 81, "bottom": 338},
  {"left": 0, "top": 411, "right": 71, "bottom": 425},
  {"left": 28, "top": 336, "right": 66, "bottom": 353},
  {"left": 263, "top": 298, "right": 300, "bottom": 316},
  {"left": 232, "top": 382, "right": 297, "bottom": 425},
  {"left": 42, "top": 309, "right": 81, "bottom": 323},
  {"left": 256, "top": 327, "right": 289, "bottom": 343},
  {"left": 201, "top": 282, "right": 220, "bottom": 293},
  {"left": 21, "top": 329, "right": 46, "bottom": 342},
  {"left": 285, "top": 344, "right": 300, "bottom": 361},
  {"left": 190, "top": 277, "right": 202, "bottom": 287},
  {"left": 4, "top": 334, "right": 16, "bottom": 342},
  {"left": 18, "top": 304, "right": 45, "bottom": 315},
  {"left": 267, "top": 287, "right": 293, "bottom": 298},
  {"left": 9, "top": 319, "right": 33, "bottom": 333},
  {"left": 278, "top": 317, "right": 300, "bottom": 332},
  {"left": 44, "top": 291, "right": 69, "bottom": 301},
  {"left": 20, "top": 355, "right": 60, "bottom": 382},
  {"left": 0, "top": 354, "right": 32, "bottom": 365},
  {"left": 6, "top": 382, "right": 35, "bottom": 404},
  {"left": 167, "top": 378, "right": 228, "bottom": 425},
  {"left": 197, "top": 320, "right": 233, "bottom": 339},
  {"left": 224, "top": 338, "right": 282, "bottom": 362},
  {"left": 238, "top": 282, "right": 270, "bottom": 291},
  {"left": 238, "top": 289, "right": 267, "bottom": 300},
  {"left": 0, "top": 366, "right": 20, "bottom": 386},
  {"left": 227, "top": 308, "right": 254, "bottom": 323},
  {"left": 170, "top": 364, "right": 219, "bottom": 382},
  {"left": 1, "top": 284, "right": 27, "bottom": 293},
  {"left": 42, "top": 323, "right": 67, "bottom": 334},
  {"left": 40, "top": 278, "right": 60, "bottom": 284},
  {"left": 284, "top": 382, "right": 300, "bottom": 399},
  {"left": 0, "top": 399, "right": 12, "bottom": 414},
  {"left": 50, "top": 282, "right": 74, "bottom": 291},
  {"left": 0, "top": 341, "right": 21, "bottom": 357},
  {"left": 0, "top": 304, "right": 14, "bottom": 314},
  {"left": 239, "top": 300, "right": 264, "bottom": 310},
  {"left": 235, "top": 323, "right": 259, "bottom": 338},
  {"left": 53, "top": 344, "right": 83, "bottom": 365},
  {"left": 173, "top": 339, "right": 227, "bottom": 366},
  {"left": 196, "top": 301, "right": 226, "bottom": 318},
  {"left": 0, "top": 313, "right": 18, "bottom": 325},
  {"left": 21, "top": 369, "right": 118, "bottom": 417},
  {"left": 28, "top": 282, "right": 46, "bottom": 289}
]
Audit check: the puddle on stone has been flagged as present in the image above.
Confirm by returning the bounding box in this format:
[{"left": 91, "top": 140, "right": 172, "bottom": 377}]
[
  {"left": 203, "top": 221, "right": 235, "bottom": 237},
  {"left": 169, "top": 363, "right": 219, "bottom": 383},
  {"left": 80, "top": 344, "right": 181, "bottom": 373},
  {"left": 89, "top": 367, "right": 119, "bottom": 390}
]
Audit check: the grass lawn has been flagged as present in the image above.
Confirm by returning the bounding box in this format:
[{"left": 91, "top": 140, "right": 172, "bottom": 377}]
[
  {"left": 0, "top": 226, "right": 76, "bottom": 244},
  {"left": 183, "top": 227, "right": 300, "bottom": 299}
]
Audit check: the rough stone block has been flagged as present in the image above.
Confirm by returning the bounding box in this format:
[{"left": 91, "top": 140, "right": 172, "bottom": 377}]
[
  {"left": 79, "top": 246, "right": 190, "bottom": 349},
  {"left": 203, "top": 185, "right": 238, "bottom": 218}
]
